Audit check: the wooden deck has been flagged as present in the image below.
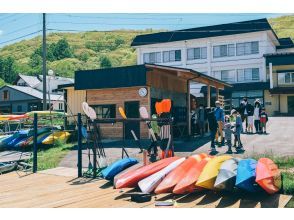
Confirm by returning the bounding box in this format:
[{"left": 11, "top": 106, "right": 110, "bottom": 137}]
[{"left": 0, "top": 167, "right": 292, "bottom": 208}]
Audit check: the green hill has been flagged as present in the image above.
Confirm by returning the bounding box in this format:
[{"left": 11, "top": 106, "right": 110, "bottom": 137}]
[{"left": 0, "top": 15, "right": 293, "bottom": 85}]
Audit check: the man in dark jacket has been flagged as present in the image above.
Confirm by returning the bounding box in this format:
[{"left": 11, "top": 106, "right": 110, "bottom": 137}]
[
  {"left": 206, "top": 107, "right": 218, "bottom": 155},
  {"left": 240, "top": 97, "right": 250, "bottom": 132}
]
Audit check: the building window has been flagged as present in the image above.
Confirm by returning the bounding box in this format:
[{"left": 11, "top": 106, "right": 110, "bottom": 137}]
[
  {"left": 3, "top": 90, "right": 9, "bottom": 101},
  {"left": 91, "top": 104, "right": 116, "bottom": 119},
  {"left": 163, "top": 50, "right": 181, "bottom": 62},
  {"left": 278, "top": 72, "right": 294, "bottom": 85},
  {"left": 17, "top": 105, "right": 22, "bottom": 112},
  {"left": 213, "top": 70, "right": 235, "bottom": 82},
  {"left": 143, "top": 52, "right": 161, "bottom": 63},
  {"left": 58, "top": 103, "right": 63, "bottom": 110},
  {"left": 187, "top": 47, "right": 207, "bottom": 60},
  {"left": 237, "top": 68, "right": 260, "bottom": 82},
  {"left": 236, "top": 41, "right": 259, "bottom": 56},
  {"left": 231, "top": 90, "right": 263, "bottom": 109},
  {"left": 213, "top": 44, "right": 235, "bottom": 58}
]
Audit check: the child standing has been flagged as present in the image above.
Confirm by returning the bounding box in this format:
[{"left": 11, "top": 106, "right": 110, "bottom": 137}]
[
  {"left": 206, "top": 107, "right": 218, "bottom": 155},
  {"left": 247, "top": 103, "right": 254, "bottom": 134},
  {"left": 223, "top": 115, "right": 233, "bottom": 154},
  {"left": 260, "top": 107, "right": 269, "bottom": 134},
  {"left": 231, "top": 109, "right": 245, "bottom": 153}
]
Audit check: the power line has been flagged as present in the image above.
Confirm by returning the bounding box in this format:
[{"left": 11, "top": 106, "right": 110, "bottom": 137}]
[
  {"left": 0, "top": 30, "right": 42, "bottom": 46},
  {"left": 3, "top": 23, "right": 41, "bottom": 37}
]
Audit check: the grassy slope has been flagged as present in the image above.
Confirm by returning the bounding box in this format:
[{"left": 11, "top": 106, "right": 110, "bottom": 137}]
[{"left": 0, "top": 15, "right": 292, "bottom": 82}]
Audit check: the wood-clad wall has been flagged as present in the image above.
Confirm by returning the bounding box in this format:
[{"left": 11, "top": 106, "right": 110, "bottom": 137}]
[
  {"left": 146, "top": 69, "right": 187, "bottom": 93},
  {"left": 87, "top": 86, "right": 150, "bottom": 138},
  {"left": 66, "top": 87, "right": 86, "bottom": 117}
]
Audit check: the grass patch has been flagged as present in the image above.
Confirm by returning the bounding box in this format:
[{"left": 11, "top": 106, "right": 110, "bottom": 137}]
[
  {"left": 282, "top": 172, "right": 294, "bottom": 195},
  {"left": 37, "top": 143, "right": 73, "bottom": 171},
  {"left": 250, "top": 153, "right": 294, "bottom": 169}
]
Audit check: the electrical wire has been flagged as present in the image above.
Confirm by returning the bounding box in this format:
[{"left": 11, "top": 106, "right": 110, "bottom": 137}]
[{"left": 0, "top": 30, "right": 42, "bottom": 46}]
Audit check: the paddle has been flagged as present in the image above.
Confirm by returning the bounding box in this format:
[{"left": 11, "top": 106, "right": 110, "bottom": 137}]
[
  {"left": 139, "top": 107, "right": 157, "bottom": 142},
  {"left": 119, "top": 107, "right": 143, "bottom": 153},
  {"left": 84, "top": 104, "right": 107, "bottom": 169}
]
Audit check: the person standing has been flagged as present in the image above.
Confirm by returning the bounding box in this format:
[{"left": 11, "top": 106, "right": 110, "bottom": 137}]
[
  {"left": 214, "top": 101, "right": 225, "bottom": 146},
  {"left": 240, "top": 97, "right": 249, "bottom": 133},
  {"left": 231, "top": 109, "right": 245, "bottom": 152},
  {"left": 260, "top": 107, "right": 269, "bottom": 134},
  {"left": 206, "top": 107, "right": 218, "bottom": 155},
  {"left": 197, "top": 104, "right": 206, "bottom": 137},
  {"left": 254, "top": 99, "right": 262, "bottom": 134},
  {"left": 223, "top": 115, "right": 233, "bottom": 154},
  {"left": 247, "top": 103, "right": 254, "bottom": 134}
]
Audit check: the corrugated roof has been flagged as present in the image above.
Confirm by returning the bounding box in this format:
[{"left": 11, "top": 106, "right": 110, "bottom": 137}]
[
  {"left": 131, "top": 18, "right": 276, "bottom": 46},
  {"left": 7, "top": 85, "right": 64, "bottom": 101},
  {"left": 18, "top": 74, "right": 41, "bottom": 87}
]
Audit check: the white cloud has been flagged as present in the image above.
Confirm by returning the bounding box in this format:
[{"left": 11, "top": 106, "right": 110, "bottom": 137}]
[{"left": 0, "top": 30, "right": 3, "bottom": 36}]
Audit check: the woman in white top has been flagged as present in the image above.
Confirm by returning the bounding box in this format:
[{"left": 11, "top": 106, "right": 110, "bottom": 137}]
[{"left": 253, "top": 99, "right": 261, "bottom": 133}]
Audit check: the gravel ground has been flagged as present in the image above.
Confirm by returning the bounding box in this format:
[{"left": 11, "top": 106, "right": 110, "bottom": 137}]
[{"left": 59, "top": 117, "right": 294, "bottom": 168}]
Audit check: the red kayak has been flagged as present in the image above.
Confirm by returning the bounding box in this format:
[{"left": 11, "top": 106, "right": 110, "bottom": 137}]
[
  {"left": 154, "top": 153, "right": 208, "bottom": 194},
  {"left": 113, "top": 163, "right": 143, "bottom": 187},
  {"left": 115, "top": 157, "right": 179, "bottom": 189},
  {"left": 256, "top": 158, "right": 281, "bottom": 194},
  {"left": 173, "top": 157, "right": 212, "bottom": 194}
]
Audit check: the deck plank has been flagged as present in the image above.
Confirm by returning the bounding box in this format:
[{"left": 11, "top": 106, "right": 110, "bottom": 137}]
[{"left": 0, "top": 169, "right": 291, "bottom": 208}]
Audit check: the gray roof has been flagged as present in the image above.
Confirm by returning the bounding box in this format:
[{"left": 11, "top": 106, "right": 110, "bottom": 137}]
[
  {"left": 7, "top": 85, "right": 64, "bottom": 101},
  {"left": 18, "top": 74, "right": 41, "bottom": 87}
]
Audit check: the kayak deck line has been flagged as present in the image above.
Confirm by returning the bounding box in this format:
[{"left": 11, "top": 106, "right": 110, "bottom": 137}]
[{"left": 0, "top": 167, "right": 291, "bottom": 208}]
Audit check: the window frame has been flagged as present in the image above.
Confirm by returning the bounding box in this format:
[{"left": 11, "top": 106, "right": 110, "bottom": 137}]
[
  {"left": 213, "top": 44, "right": 235, "bottom": 58},
  {"left": 236, "top": 41, "right": 259, "bottom": 56},
  {"left": 187, "top": 47, "right": 207, "bottom": 60},
  {"left": 3, "top": 90, "right": 9, "bottom": 101},
  {"left": 91, "top": 104, "right": 116, "bottom": 119},
  {"left": 237, "top": 68, "right": 260, "bottom": 82},
  {"left": 278, "top": 72, "right": 294, "bottom": 85},
  {"left": 143, "top": 52, "right": 161, "bottom": 64},
  {"left": 163, "top": 50, "right": 182, "bottom": 63}
]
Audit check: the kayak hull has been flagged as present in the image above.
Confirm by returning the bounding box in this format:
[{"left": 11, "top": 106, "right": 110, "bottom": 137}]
[
  {"left": 101, "top": 158, "right": 138, "bottom": 180},
  {"left": 155, "top": 153, "right": 208, "bottom": 194},
  {"left": 42, "top": 131, "right": 70, "bottom": 145},
  {"left": 256, "top": 158, "right": 281, "bottom": 194},
  {"left": 236, "top": 159, "right": 262, "bottom": 193},
  {"left": 138, "top": 157, "right": 186, "bottom": 193},
  {"left": 196, "top": 155, "right": 232, "bottom": 190},
  {"left": 115, "top": 157, "right": 179, "bottom": 189},
  {"left": 214, "top": 158, "right": 240, "bottom": 191},
  {"left": 173, "top": 157, "right": 211, "bottom": 194},
  {"left": 113, "top": 163, "right": 143, "bottom": 187}
]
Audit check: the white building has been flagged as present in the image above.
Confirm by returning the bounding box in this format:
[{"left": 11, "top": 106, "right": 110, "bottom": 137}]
[{"left": 131, "top": 18, "right": 294, "bottom": 115}]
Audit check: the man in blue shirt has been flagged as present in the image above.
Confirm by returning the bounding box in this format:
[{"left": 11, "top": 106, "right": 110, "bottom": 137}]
[{"left": 214, "top": 101, "right": 224, "bottom": 146}]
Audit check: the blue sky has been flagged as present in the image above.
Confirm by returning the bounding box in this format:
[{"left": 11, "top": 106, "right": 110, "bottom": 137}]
[{"left": 0, "top": 13, "right": 287, "bottom": 47}]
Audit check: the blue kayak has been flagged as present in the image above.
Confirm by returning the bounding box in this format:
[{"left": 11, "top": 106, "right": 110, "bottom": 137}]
[
  {"left": 101, "top": 158, "right": 138, "bottom": 180},
  {"left": 236, "top": 159, "right": 262, "bottom": 193}
]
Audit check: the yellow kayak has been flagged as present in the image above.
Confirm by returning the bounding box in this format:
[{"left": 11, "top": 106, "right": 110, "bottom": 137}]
[
  {"left": 196, "top": 155, "right": 232, "bottom": 190},
  {"left": 42, "top": 131, "right": 71, "bottom": 145}
]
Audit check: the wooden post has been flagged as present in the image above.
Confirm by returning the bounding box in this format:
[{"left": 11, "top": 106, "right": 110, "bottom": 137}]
[
  {"left": 187, "top": 80, "right": 191, "bottom": 136},
  {"left": 77, "top": 113, "right": 82, "bottom": 177},
  {"left": 33, "top": 113, "right": 38, "bottom": 173},
  {"left": 207, "top": 85, "right": 211, "bottom": 107},
  {"left": 216, "top": 87, "right": 219, "bottom": 101}
]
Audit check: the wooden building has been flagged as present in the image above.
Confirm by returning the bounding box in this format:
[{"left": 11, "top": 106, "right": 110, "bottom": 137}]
[{"left": 62, "top": 64, "right": 230, "bottom": 139}]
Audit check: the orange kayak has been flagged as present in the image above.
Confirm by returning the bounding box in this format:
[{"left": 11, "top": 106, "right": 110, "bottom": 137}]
[
  {"left": 173, "top": 157, "right": 212, "bottom": 194},
  {"left": 115, "top": 157, "right": 179, "bottom": 189},
  {"left": 154, "top": 153, "right": 207, "bottom": 194},
  {"left": 256, "top": 158, "right": 281, "bottom": 194}
]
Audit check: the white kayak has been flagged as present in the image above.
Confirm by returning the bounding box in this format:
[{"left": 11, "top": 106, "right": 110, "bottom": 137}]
[{"left": 138, "top": 157, "right": 186, "bottom": 193}]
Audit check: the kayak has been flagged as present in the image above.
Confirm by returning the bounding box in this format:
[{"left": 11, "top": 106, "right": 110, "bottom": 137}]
[
  {"left": 196, "top": 155, "right": 232, "bottom": 190},
  {"left": 0, "top": 114, "right": 27, "bottom": 121},
  {"left": 26, "top": 111, "right": 67, "bottom": 117},
  {"left": 256, "top": 158, "right": 281, "bottom": 194},
  {"left": 214, "top": 158, "right": 240, "bottom": 191},
  {"left": 138, "top": 157, "right": 186, "bottom": 193},
  {"left": 42, "top": 131, "right": 70, "bottom": 145},
  {"left": 236, "top": 159, "right": 262, "bottom": 193},
  {"left": 113, "top": 163, "right": 143, "bottom": 187},
  {"left": 5, "top": 130, "right": 30, "bottom": 148},
  {"left": 115, "top": 157, "right": 179, "bottom": 189},
  {"left": 0, "top": 162, "right": 17, "bottom": 174},
  {"left": 101, "top": 158, "right": 138, "bottom": 180},
  {"left": 173, "top": 157, "right": 212, "bottom": 194},
  {"left": 155, "top": 153, "right": 208, "bottom": 194}
]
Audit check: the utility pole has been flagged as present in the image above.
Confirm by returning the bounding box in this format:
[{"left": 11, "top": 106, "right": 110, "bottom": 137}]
[{"left": 42, "top": 13, "right": 47, "bottom": 110}]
